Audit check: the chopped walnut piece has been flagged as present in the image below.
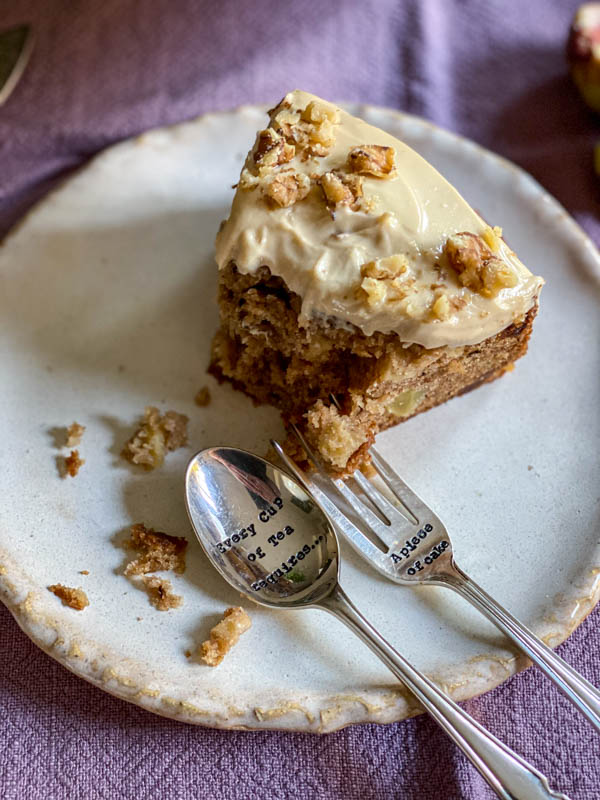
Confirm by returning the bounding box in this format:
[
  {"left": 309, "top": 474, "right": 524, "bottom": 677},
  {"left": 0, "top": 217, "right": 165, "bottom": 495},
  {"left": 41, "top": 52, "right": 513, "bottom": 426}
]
[
  {"left": 262, "top": 171, "right": 310, "bottom": 208},
  {"left": 141, "top": 576, "right": 183, "bottom": 611},
  {"left": 63, "top": 450, "right": 84, "bottom": 478},
  {"left": 122, "top": 406, "right": 188, "bottom": 470},
  {"left": 357, "top": 255, "right": 413, "bottom": 308},
  {"left": 253, "top": 128, "right": 295, "bottom": 171},
  {"left": 194, "top": 386, "right": 211, "bottom": 407},
  {"left": 431, "top": 293, "right": 451, "bottom": 320},
  {"left": 269, "top": 98, "right": 340, "bottom": 159},
  {"left": 444, "top": 232, "right": 518, "bottom": 298},
  {"left": 199, "top": 606, "right": 252, "bottom": 666},
  {"left": 482, "top": 225, "right": 503, "bottom": 253},
  {"left": 348, "top": 145, "right": 396, "bottom": 177},
  {"left": 300, "top": 100, "right": 340, "bottom": 126},
  {"left": 66, "top": 422, "right": 85, "bottom": 447},
  {"left": 124, "top": 523, "right": 188, "bottom": 576},
  {"left": 48, "top": 584, "right": 89, "bottom": 610},
  {"left": 361, "top": 254, "right": 408, "bottom": 280},
  {"left": 237, "top": 168, "right": 259, "bottom": 190},
  {"left": 318, "top": 171, "right": 363, "bottom": 210}
]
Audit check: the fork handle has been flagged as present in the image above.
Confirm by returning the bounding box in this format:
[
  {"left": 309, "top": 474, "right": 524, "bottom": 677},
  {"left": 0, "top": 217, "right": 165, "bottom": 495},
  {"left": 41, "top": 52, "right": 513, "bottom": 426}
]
[
  {"left": 440, "top": 561, "right": 600, "bottom": 732},
  {"left": 319, "top": 585, "right": 570, "bottom": 800}
]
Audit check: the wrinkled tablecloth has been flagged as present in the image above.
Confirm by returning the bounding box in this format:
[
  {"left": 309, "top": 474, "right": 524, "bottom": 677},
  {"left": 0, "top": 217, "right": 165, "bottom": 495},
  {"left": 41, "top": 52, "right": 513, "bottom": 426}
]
[{"left": 1, "top": 2, "right": 599, "bottom": 798}]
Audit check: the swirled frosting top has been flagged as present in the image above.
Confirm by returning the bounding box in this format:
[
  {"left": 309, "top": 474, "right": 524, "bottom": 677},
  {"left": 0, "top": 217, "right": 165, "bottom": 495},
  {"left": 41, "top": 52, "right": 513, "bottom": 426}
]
[{"left": 215, "top": 90, "right": 543, "bottom": 348}]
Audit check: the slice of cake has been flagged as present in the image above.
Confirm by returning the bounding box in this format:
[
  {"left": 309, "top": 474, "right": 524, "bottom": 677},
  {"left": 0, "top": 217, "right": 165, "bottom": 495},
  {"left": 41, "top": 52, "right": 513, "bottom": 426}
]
[{"left": 210, "top": 90, "right": 543, "bottom": 474}]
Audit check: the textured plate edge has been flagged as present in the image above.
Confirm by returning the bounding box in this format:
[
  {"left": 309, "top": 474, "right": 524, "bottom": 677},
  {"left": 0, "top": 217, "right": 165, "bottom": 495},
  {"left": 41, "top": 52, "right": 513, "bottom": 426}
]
[{"left": 1, "top": 102, "right": 600, "bottom": 732}]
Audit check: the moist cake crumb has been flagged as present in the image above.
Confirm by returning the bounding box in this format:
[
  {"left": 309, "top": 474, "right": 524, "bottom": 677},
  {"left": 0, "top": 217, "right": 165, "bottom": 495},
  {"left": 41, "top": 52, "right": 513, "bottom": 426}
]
[
  {"left": 200, "top": 606, "right": 252, "bottom": 666},
  {"left": 194, "top": 386, "right": 211, "bottom": 406},
  {"left": 141, "top": 575, "right": 183, "bottom": 611},
  {"left": 63, "top": 450, "right": 85, "bottom": 478},
  {"left": 124, "top": 523, "right": 188, "bottom": 576},
  {"left": 122, "top": 406, "right": 188, "bottom": 470},
  {"left": 48, "top": 584, "right": 89, "bottom": 610},
  {"left": 66, "top": 422, "right": 85, "bottom": 447}
]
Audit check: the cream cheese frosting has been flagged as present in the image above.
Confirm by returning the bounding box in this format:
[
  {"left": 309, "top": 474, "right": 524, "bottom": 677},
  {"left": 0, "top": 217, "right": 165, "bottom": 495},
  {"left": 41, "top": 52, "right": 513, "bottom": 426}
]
[{"left": 215, "top": 90, "right": 543, "bottom": 348}]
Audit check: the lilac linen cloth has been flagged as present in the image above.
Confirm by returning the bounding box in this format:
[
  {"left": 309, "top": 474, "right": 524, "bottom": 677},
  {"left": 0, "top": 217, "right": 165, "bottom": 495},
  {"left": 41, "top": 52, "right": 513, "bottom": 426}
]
[{"left": 1, "top": 1, "right": 599, "bottom": 798}]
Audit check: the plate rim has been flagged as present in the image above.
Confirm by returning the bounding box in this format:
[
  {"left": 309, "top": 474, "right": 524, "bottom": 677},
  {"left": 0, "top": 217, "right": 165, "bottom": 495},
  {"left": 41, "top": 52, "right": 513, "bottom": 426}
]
[{"left": 1, "top": 101, "right": 600, "bottom": 733}]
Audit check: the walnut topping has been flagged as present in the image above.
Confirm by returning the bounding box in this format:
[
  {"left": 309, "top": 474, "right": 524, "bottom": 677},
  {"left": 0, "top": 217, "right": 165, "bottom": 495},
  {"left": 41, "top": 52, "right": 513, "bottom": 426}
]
[
  {"left": 300, "top": 100, "right": 340, "bottom": 126},
  {"left": 253, "top": 128, "right": 295, "bottom": 171},
  {"left": 358, "top": 255, "right": 414, "bottom": 308},
  {"left": 122, "top": 406, "right": 188, "bottom": 470},
  {"left": 482, "top": 225, "right": 503, "bottom": 253},
  {"left": 48, "top": 584, "right": 89, "bottom": 610},
  {"left": 444, "top": 232, "right": 518, "bottom": 298},
  {"left": 318, "top": 171, "right": 363, "bottom": 210},
  {"left": 269, "top": 98, "right": 340, "bottom": 159},
  {"left": 361, "top": 254, "right": 408, "bottom": 280},
  {"left": 199, "top": 606, "right": 252, "bottom": 666},
  {"left": 431, "top": 293, "right": 451, "bottom": 320},
  {"left": 348, "top": 145, "right": 396, "bottom": 177},
  {"left": 237, "top": 168, "right": 259, "bottom": 190},
  {"left": 262, "top": 171, "right": 310, "bottom": 208}
]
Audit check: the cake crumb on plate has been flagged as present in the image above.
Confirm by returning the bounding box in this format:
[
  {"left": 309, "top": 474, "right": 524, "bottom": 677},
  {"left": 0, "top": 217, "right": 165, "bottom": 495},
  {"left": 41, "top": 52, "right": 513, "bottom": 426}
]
[
  {"left": 48, "top": 584, "right": 89, "bottom": 610},
  {"left": 124, "top": 523, "right": 187, "bottom": 576},
  {"left": 141, "top": 575, "right": 183, "bottom": 611},
  {"left": 194, "top": 386, "right": 211, "bottom": 406},
  {"left": 122, "top": 406, "right": 188, "bottom": 470},
  {"left": 66, "top": 422, "right": 85, "bottom": 447},
  {"left": 199, "top": 606, "right": 251, "bottom": 666}
]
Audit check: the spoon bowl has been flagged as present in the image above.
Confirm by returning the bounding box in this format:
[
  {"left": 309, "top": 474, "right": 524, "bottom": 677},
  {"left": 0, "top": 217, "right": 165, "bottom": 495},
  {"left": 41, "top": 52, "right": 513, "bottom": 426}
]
[{"left": 185, "top": 447, "right": 339, "bottom": 608}]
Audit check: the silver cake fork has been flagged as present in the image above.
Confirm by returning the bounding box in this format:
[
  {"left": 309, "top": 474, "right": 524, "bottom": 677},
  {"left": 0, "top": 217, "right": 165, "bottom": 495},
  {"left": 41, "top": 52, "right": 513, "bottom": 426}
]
[{"left": 272, "top": 418, "right": 600, "bottom": 733}]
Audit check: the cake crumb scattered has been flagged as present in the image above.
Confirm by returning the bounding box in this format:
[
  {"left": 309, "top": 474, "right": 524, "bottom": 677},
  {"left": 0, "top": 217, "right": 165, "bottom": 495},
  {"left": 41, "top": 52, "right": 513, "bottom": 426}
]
[
  {"left": 48, "top": 584, "right": 89, "bottom": 610},
  {"left": 199, "top": 607, "right": 252, "bottom": 666},
  {"left": 62, "top": 450, "right": 85, "bottom": 478},
  {"left": 122, "top": 406, "right": 188, "bottom": 470},
  {"left": 66, "top": 422, "right": 85, "bottom": 447},
  {"left": 79, "top": 570, "right": 89, "bottom": 575},
  {"left": 184, "top": 649, "right": 192, "bottom": 658},
  {"left": 194, "top": 386, "right": 211, "bottom": 407},
  {"left": 124, "top": 523, "right": 188, "bottom": 576},
  {"left": 141, "top": 575, "right": 183, "bottom": 611}
]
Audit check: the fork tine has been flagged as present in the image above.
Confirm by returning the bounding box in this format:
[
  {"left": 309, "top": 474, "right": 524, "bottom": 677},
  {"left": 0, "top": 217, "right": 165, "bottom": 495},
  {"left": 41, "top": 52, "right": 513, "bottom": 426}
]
[
  {"left": 330, "top": 474, "right": 400, "bottom": 549},
  {"left": 288, "top": 423, "right": 414, "bottom": 548},
  {"left": 351, "top": 469, "right": 417, "bottom": 528},
  {"left": 327, "top": 394, "right": 427, "bottom": 525},
  {"left": 287, "top": 424, "right": 391, "bottom": 549},
  {"left": 370, "top": 449, "right": 440, "bottom": 526},
  {"left": 271, "top": 440, "right": 391, "bottom": 572}
]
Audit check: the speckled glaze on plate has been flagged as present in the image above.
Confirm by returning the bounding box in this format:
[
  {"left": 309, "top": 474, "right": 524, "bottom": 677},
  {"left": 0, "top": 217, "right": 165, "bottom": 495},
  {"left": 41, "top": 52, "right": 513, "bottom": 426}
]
[{"left": 1, "top": 104, "right": 599, "bottom": 733}]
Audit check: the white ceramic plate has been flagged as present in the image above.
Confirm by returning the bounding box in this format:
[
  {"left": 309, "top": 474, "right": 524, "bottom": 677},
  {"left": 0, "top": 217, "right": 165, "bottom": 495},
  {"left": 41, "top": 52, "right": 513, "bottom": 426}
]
[{"left": 1, "top": 104, "right": 599, "bottom": 733}]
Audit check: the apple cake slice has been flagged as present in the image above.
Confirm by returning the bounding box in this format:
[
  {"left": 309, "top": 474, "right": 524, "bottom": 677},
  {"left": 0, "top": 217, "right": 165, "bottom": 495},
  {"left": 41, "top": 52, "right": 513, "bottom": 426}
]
[{"left": 210, "top": 90, "right": 543, "bottom": 474}]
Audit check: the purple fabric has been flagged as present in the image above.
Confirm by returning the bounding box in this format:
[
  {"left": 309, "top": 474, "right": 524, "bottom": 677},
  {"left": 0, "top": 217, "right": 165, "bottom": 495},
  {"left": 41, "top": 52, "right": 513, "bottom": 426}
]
[{"left": 1, "top": 1, "right": 599, "bottom": 797}]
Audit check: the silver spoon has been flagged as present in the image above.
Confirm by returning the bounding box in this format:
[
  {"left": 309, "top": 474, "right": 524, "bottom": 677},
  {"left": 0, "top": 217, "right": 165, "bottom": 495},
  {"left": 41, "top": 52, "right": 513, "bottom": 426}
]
[{"left": 185, "top": 447, "right": 569, "bottom": 800}]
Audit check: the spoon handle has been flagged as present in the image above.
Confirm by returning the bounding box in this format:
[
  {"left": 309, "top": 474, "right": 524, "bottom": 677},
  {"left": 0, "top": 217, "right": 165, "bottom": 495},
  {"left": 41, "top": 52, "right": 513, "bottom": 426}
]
[
  {"left": 432, "top": 560, "right": 600, "bottom": 732},
  {"left": 319, "top": 585, "right": 570, "bottom": 800}
]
